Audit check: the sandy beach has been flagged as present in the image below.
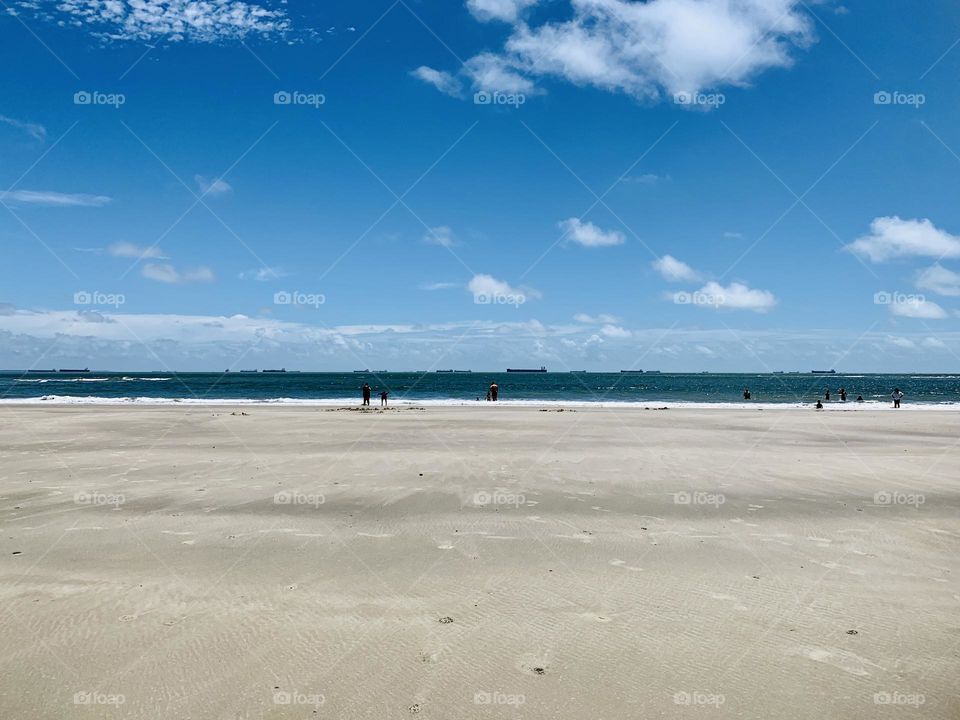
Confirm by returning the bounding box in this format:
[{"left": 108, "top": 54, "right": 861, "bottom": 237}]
[{"left": 1, "top": 404, "right": 957, "bottom": 719}]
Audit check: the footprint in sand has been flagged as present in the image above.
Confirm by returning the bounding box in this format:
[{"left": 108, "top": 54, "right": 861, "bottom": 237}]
[{"left": 609, "top": 559, "right": 643, "bottom": 572}]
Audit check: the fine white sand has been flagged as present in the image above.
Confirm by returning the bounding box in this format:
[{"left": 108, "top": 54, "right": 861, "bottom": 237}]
[{"left": 1, "top": 405, "right": 957, "bottom": 719}]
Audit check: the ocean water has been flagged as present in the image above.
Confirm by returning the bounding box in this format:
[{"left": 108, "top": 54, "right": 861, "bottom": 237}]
[{"left": 1, "top": 371, "right": 958, "bottom": 406}]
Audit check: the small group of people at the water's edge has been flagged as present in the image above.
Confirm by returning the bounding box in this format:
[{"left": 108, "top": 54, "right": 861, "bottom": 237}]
[
  {"left": 361, "top": 383, "right": 389, "bottom": 407},
  {"left": 361, "top": 381, "right": 502, "bottom": 406},
  {"left": 742, "top": 386, "right": 905, "bottom": 410}
]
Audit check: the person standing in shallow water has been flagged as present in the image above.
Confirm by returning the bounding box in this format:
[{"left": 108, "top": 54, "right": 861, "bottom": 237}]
[
  {"left": 824, "top": 389, "right": 831, "bottom": 401},
  {"left": 489, "top": 382, "right": 499, "bottom": 402},
  {"left": 362, "top": 383, "right": 371, "bottom": 406},
  {"left": 839, "top": 387, "right": 847, "bottom": 402},
  {"left": 892, "top": 388, "right": 904, "bottom": 408},
  {"left": 380, "top": 390, "right": 388, "bottom": 407}
]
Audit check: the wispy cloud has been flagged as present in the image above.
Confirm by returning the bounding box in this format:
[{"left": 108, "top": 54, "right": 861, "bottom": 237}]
[
  {"left": 410, "top": 66, "right": 462, "bottom": 97},
  {"left": 0, "top": 190, "right": 110, "bottom": 207},
  {"left": 419, "top": 281, "right": 458, "bottom": 291},
  {"left": 467, "top": 274, "right": 541, "bottom": 301},
  {"left": 0, "top": 115, "right": 46, "bottom": 142},
  {"left": 574, "top": 313, "right": 619, "bottom": 324},
  {"left": 652, "top": 255, "right": 700, "bottom": 282},
  {"left": 41, "top": 0, "right": 291, "bottom": 42},
  {"left": 916, "top": 264, "right": 960, "bottom": 296},
  {"left": 423, "top": 226, "right": 457, "bottom": 248},
  {"left": 195, "top": 175, "right": 233, "bottom": 197},
  {"left": 142, "top": 263, "right": 215, "bottom": 284},
  {"left": 238, "top": 267, "right": 286, "bottom": 281},
  {"left": 107, "top": 242, "right": 168, "bottom": 260},
  {"left": 889, "top": 296, "right": 947, "bottom": 319},
  {"left": 559, "top": 217, "right": 625, "bottom": 248}
]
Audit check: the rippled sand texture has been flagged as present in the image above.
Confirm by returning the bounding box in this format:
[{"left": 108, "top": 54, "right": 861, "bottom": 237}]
[{"left": 1, "top": 405, "right": 958, "bottom": 719}]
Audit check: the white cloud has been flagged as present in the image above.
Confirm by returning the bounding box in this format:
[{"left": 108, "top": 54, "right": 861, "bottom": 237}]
[
  {"left": 653, "top": 254, "right": 700, "bottom": 282},
  {"left": 238, "top": 267, "right": 286, "bottom": 281},
  {"left": 723, "top": 231, "right": 743, "bottom": 239},
  {"left": 559, "top": 217, "right": 625, "bottom": 247},
  {"left": 886, "top": 335, "right": 916, "bottom": 349},
  {"left": 107, "top": 242, "right": 168, "bottom": 260},
  {"left": 423, "top": 226, "right": 457, "bottom": 248},
  {"left": 195, "top": 175, "right": 233, "bottom": 197},
  {"left": 600, "top": 324, "right": 631, "bottom": 338},
  {"left": 142, "top": 263, "right": 215, "bottom": 284},
  {"left": 0, "top": 190, "right": 110, "bottom": 207},
  {"left": 419, "top": 281, "right": 458, "bottom": 291},
  {"left": 846, "top": 217, "right": 960, "bottom": 262},
  {"left": 467, "top": 274, "right": 541, "bottom": 301},
  {"left": 467, "top": 0, "right": 539, "bottom": 22},
  {"left": 622, "top": 173, "right": 664, "bottom": 185},
  {"left": 916, "top": 264, "right": 960, "bottom": 297},
  {"left": 48, "top": 0, "right": 290, "bottom": 42},
  {"left": 464, "top": 53, "right": 538, "bottom": 94},
  {"left": 0, "top": 115, "right": 46, "bottom": 142},
  {"left": 574, "top": 313, "right": 619, "bottom": 324},
  {"left": 410, "top": 66, "right": 463, "bottom": 97},
  {"left": 922, "top": 337, "right": 947, "bottom": 350},
  {"left": 889, "top": 296, "right": 947, "bottom": 319},
  {"left": 455, "top": 0, "right": 811, "bottom": 100},
  {"left": 688, "top": 281, "right": 777, "bottom": 312}
]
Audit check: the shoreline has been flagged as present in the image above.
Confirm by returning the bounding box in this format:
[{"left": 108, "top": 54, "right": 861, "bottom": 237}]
[{"left": 1, "top": 395, "right": 957, "bottom": 410}]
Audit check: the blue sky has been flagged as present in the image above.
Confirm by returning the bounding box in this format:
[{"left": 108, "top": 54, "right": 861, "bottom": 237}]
[{"left": 2, "top": 0, "right": 960, "bottom": 371}]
